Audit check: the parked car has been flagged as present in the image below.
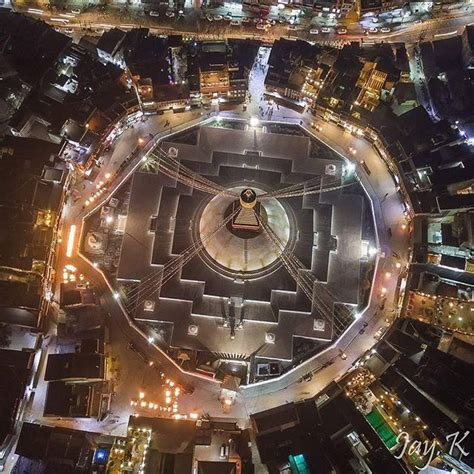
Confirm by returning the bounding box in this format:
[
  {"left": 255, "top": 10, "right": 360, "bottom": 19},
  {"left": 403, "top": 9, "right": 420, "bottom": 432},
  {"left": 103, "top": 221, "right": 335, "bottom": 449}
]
[
  {"left": 369, "top": 27, "right": 378, "bottom": 33},
  {"left": 206, "top": 14, "right": 213, "bottom": 21},
  {"left": 380, "top": 26, "right": 391, "bottom": 33},
  {"left": 310, "top": 28, "right": 319, "bottom": 35},
  {"left": 256, "top": 22, "right": 266, "bottom": 30},
  {"left": 224, "top": 12, "right": 232, "bottom": 20},
  {"left": 149, "top": 10, "right": 159, "bottom": 16},
  {"left": 359, "top": 159, "right": 371, "bottom": 175},
  {"left": 214, "top": 14, "right": 223, "bottom": 20},
  {"left": 337, "top": 27, "right": 347, "bottom": 34},
  {"left": 242, "top": 17, "right": 251, "bottom": 23},
  {"left": 321, "top": 27, "right": 331, "bottom": 33},
  {"left": 230, "top": 19, "right": 240, "bottom": 26},
  {"left": 165, "top": 9, "right": 175, "bottom": 17}
]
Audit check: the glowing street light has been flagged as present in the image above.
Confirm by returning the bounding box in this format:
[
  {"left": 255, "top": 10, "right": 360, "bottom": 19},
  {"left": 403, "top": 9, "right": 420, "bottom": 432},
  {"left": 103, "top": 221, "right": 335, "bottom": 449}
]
[
  {"left": 249, "top": 116, "right": 260, "bottom": 127},
  {"left": 345, "top": 161, "right": 356, "bottom": 173}
]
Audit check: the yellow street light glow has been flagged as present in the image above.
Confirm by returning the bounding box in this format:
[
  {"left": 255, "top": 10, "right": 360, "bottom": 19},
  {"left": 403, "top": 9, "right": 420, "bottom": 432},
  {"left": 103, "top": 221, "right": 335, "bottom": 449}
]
[
  {"left": 66, "top": 225, "right": 76, "bottom": 257},
  {"left": 189, "top": 413, "right": 198, "bottom": 420},
  {"left": 139, "top": 391, "right": 145, "bottom": 399},
  {"left": 395, "top": 262, "right": 401, "bottom": 269}
]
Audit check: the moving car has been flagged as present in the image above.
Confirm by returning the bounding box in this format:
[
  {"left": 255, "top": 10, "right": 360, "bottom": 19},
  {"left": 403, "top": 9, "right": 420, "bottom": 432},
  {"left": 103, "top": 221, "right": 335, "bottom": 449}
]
[
  {"left": 368, "top": 27, "right": 378, "bottom": 33},
  {"left": 224, "top": 12, "right": 232, "bottom": 20},
  {"left": 380, "top": 26, "right": 391, "bottom": 33}
]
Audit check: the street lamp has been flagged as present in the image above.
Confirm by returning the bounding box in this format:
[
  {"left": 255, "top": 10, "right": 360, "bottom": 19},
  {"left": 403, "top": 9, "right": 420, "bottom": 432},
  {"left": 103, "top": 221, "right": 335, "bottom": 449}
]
[
  {"left": 345, "top": 161, "right": 356, "bottom": 173},
  {"left": 249, "top": 116, "right": 260, "bottom": 127}
]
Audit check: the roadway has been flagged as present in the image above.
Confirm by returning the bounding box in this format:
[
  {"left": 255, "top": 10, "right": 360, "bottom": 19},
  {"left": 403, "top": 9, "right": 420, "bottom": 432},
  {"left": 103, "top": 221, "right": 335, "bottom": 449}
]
[{"left": 10, "top": 1, "right": 474, "bottom": 45}]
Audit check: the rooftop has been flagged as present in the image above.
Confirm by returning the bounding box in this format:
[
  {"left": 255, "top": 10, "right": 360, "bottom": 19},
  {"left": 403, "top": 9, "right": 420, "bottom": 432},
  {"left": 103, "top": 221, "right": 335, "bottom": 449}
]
[{"left": 44, "top": 353, "right": 105, "bottom": 381}]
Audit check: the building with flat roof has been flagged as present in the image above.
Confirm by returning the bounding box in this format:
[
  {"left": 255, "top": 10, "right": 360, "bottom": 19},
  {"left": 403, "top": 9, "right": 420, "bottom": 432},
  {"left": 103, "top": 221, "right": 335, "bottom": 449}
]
[
  {"left": 0, "top": 350, "right": 34, "bottom": 448},
  {"left": 44, "top": 352, "right": 105, "bottom": 382}
]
